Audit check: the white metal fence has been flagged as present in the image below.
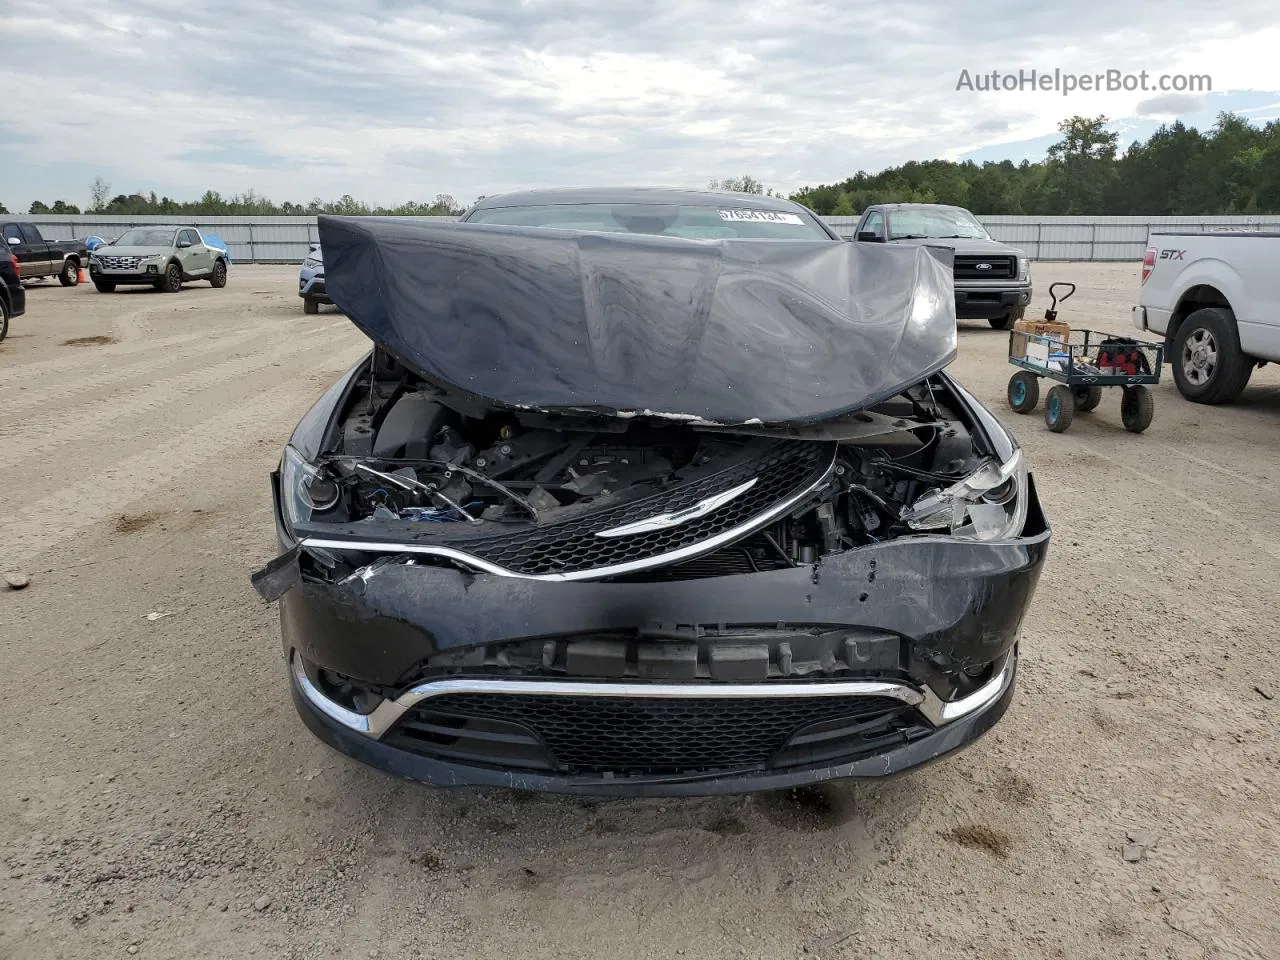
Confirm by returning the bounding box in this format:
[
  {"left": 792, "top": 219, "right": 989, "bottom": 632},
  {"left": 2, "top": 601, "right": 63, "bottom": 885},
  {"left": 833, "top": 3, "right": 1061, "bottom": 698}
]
[{"left": 23, "top": 213, "right": 1280, "bottom": 264}]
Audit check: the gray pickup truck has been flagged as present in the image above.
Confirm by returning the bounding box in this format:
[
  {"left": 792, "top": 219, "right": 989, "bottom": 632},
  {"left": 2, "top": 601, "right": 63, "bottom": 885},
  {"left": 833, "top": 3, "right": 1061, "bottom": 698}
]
[
  {"left": 88, "top": 226, "right": 229, "bottom": 293},
  {"left": 854, "top": 203, "right": 1032, "bottom": 329},
  {"left": 1, "top": 220, "right": 89, "bottom": 286}
]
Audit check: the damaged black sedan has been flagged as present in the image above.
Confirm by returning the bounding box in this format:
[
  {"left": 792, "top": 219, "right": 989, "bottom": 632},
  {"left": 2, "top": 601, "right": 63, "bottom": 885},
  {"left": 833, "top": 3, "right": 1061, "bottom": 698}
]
[{"left": 252, "top": 188, "right": 1049, "bottom": 797}]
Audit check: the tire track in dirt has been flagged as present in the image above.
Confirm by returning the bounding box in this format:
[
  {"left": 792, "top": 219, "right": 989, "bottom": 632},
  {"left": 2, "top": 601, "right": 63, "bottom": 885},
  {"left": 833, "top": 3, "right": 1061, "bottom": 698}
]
[
  {"left": 0, "top": 322, "right": 353, "bottom": 455},
  {"left": 0, "top": 319, "right": 351, "bottom": 417},
  {"left": 0, "top": 328, "right": 214, "bottom": 387},
  {"left": 0, "top": 341, "right": 369, "bottom": 568}
]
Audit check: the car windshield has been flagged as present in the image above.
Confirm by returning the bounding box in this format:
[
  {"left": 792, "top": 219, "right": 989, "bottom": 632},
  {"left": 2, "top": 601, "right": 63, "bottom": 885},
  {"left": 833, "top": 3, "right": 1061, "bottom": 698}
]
[
  {"left": 113, "top": 228, "right": 177, "bottom": 246},
  {"left": 465, "top": 202, "right": 830, "bottom": 239},
  {"left": 889, "top": 208, "right": 988, "bottom": 240}
]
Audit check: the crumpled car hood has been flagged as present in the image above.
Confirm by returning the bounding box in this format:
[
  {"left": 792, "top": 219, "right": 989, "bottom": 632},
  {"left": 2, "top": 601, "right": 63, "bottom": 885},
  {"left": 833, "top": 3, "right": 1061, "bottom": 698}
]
[{"left": 318, "top": 215, "right": 958, "bottom": 425}]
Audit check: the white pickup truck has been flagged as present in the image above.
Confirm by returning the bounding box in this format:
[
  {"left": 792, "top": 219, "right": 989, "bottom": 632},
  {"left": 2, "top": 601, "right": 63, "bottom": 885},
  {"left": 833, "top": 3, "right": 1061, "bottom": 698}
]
[{"left": 1133, "top": 232, "right": 1280, "bottom": 403}]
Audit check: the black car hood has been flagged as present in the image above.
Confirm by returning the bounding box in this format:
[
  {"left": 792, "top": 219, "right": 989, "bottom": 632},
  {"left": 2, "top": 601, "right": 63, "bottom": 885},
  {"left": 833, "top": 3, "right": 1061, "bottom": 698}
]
[{"left": 318, "top": 216, "right": 958, "bottom": 425}]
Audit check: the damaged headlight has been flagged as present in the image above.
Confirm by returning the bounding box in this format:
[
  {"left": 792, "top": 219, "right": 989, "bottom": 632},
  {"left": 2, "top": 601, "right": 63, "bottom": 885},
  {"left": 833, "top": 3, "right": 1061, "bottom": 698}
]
[
  {"left": 900, "top": 448, "right": 1028, "bottom": 541},
  {"left": 280, "top": 444, "right": 339, "bottom": 532}
]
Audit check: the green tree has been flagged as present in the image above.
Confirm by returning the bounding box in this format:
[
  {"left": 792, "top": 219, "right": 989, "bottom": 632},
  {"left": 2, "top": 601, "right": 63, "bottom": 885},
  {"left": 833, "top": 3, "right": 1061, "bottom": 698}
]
[
  {"left": 89, "top": 176, "right": 111, "bottom": 212},
  {"left": 29, "top": 200, "right": 50, "bottom": 214},
  {"left": 829, "top": 192, "right": 856, "bottom": 216},
  {"left": 709, "top": 175, "right": 769, "bottom": 195},
  {"left": 50, "top": 200, "right": 81, "bottom": 214},
  {"left": 0, "top": 202, "right": 8, "bottom": 215},
  {"left": 1039, "top": 115, "right": 1119, "bottom": 213}
]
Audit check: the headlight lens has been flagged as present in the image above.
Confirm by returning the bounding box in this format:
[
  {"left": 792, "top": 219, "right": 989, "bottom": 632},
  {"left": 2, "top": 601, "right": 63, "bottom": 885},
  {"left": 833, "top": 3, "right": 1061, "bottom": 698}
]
[
  {"left": 303, "top": 257, "right": 322, "bottom": 269},
  {"left": 1018, "top": 257, "right": 1030, "bottom": 281},
  {"left": 901, "top": 448, "right": 1028, "bottom": 541},
  {"left": 280, "top": 444, "right": 339, "bottom": 532}
]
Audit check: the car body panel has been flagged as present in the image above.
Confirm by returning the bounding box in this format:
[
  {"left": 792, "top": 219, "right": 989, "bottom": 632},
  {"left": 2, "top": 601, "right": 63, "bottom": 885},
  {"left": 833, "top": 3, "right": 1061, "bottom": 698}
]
[
  {"left": 299, "top": 246, "right": 330, "bottom": 302},
  {"left": 317, "top": 214, "right": 959, "bottom": 425},
  {"left": 1, "top": 220, "right": 87, "bottom": 280},
  {"left": 1135, "top": 233, "right": 1280, "bottom": 359},
  {"left": 290, "top": 653, "right": 1018, "bottom": 796},
  {"left": 256, "top": 188, "right": 1049, "bottom": 796},
  {"left": 854, "top": 204, "right": 1032, "bottom": 320},
  {"left": 88, "top": 226, "right": 227, "bottom": 285},
  {"left": 1, "top": 248, "right": 26, "bottom": 321}
]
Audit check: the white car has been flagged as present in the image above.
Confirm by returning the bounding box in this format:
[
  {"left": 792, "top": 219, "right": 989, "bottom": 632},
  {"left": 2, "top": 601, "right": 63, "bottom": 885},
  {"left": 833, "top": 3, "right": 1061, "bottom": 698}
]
[{"left": 1133, "top": 232, "right": 1280, "bottom": 403}]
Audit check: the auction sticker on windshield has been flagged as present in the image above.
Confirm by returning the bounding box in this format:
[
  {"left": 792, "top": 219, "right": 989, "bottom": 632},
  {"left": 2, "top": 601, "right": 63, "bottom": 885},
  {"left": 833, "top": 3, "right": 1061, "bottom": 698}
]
[{"left": 718, "top": 210, "right": 804, "bottom": 224}]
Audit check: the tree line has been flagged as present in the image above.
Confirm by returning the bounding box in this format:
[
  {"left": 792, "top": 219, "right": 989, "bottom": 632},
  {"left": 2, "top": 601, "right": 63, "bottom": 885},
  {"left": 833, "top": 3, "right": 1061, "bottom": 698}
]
[
  {"left": 5, "top": 178, "right": 469, "bottom": 218},
  {"left": 5, "top": 113, "right": 1279, "bottom": 219},
  {"left": 790, "top": 113, "right": 1280, "bottom": 216}
]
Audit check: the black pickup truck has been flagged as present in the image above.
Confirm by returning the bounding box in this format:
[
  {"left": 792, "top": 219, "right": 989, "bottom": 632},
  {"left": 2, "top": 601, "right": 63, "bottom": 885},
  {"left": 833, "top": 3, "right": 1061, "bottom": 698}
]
[
  {"left": 853, "top": 203, "right": 1033, "bottom": 329},
  {"left": 1, "top": 220, "right": 89, "bottom": 287}
]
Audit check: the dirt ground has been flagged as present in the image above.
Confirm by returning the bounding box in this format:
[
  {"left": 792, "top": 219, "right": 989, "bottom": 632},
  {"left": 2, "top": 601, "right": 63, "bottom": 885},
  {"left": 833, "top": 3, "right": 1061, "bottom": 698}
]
[{"left": 1, "top": 263, "right": 1277, "bottom": 960}]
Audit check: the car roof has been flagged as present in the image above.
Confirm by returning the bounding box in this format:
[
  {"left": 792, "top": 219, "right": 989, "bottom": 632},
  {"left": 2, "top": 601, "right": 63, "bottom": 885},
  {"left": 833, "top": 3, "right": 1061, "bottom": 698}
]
[{"left": 467, "top": 186, "right": 815, "bottom": 214}]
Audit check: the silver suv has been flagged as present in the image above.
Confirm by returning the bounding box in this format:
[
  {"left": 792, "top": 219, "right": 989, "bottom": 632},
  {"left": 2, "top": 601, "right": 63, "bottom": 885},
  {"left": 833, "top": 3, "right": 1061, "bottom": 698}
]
[{"left": 89, "top": 226, "right": 229, "bottom": 293}]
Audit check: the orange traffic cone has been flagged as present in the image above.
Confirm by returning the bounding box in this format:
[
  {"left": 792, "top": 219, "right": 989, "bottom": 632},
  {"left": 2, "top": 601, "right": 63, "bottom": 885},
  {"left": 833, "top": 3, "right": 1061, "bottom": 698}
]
[{"left": 78, "top": 266, "right": 87, "bottom": 284}]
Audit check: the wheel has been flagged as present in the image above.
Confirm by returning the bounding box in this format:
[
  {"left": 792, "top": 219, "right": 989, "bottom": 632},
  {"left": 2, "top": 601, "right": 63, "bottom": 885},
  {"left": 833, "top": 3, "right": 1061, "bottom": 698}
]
[
  {"left": 59, "top": 259, "right": 80, "bottom": 286},
  {"left": 1073, "top": 386, "right": 1103, "bottom": 411},
  {"left": 1044, "top": 385, "right": 1075, "bottom": 433},
  {"left": 160, "top": 262, "right": 183, "bottom": 293},
  {"left": 92, "top": 280, "right": 116, "bottom": 293},
  {"left": 1007, "top": 371, "right": 1040, "bottom": 413},
  {"left": 1171, "top": 306, "right": 1253, "bottom": 404},
  {"left": 303, "top": 297, "right": 319, "bottom": 315},
  {"left": 989, "top": 305, "right": 1025, "bottom": 330},
  {"left": 209, "top": 259, "right": 227, "bottom": 288},
  {"left": 0, "top": 299, "right": 8, "bottom": 342},
  {"left": 1121, "top": 385, "right": 1155, "bottom": 433}
]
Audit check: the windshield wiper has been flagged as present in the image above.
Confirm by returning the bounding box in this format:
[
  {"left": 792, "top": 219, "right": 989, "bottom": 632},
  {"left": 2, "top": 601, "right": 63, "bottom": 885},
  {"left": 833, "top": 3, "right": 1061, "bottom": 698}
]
[{"left": 890, "top": 234, "right": 930, "bottom": 240}]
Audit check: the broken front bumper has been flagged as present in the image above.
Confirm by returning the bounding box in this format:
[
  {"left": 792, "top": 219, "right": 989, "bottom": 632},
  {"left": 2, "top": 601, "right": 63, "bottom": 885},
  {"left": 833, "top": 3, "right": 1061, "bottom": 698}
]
[
  {"left": 290, "top": 647, "right": 1018, "bottom": 796},
  {"left": 262, "top": 478, "right": 1047, "bottom": 796}
]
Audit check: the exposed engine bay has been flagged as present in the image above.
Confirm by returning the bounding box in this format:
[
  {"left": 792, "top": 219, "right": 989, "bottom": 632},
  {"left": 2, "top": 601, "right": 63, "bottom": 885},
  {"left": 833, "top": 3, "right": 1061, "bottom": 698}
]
[{"left": 282, "top": 350, "right": 1026, "bottom": 585}]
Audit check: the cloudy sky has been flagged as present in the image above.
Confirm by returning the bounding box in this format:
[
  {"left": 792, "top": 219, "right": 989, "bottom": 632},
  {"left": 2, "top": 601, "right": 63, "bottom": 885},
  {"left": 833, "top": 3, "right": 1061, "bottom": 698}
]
[{"left": 2, "top": 0, "right": 1278, "bottom": 211}]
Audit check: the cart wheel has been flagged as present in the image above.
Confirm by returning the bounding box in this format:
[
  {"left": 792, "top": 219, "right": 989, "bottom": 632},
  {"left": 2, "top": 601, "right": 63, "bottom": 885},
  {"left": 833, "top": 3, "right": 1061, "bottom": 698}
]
[
  {"left": 1007, "top": 371, "right": 1040, "bottom": 413},
  {"left": 1073, "top": 386, "right": 1103, "bottom": 411},
  {"left": 1044, "top": 385, "right": 1074, "bottom": 433},
  {"left": 1120, "top": 385, "right": 1154, "bottom": 433}
]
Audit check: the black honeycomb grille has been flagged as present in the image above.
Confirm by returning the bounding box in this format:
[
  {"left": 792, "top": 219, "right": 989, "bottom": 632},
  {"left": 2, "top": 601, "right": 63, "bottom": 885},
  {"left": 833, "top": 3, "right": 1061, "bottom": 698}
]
[
  {"left": 388, "top": 692, "right": 912, "bottom": 774},
  {"left": 434, "top": 440, "right": 833, "bottom": 576}
]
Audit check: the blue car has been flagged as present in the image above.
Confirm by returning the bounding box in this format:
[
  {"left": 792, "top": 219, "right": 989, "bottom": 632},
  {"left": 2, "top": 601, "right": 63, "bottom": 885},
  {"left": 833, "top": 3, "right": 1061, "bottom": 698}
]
[{"left": 299, "top": 244, "right": 330, "bottom": 314}]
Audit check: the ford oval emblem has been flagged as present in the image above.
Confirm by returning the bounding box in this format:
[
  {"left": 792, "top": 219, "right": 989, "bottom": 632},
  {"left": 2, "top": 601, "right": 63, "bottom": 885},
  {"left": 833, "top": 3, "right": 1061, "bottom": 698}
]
[{"left": 976, "top": 262, "right": 992, "bottom": 271}]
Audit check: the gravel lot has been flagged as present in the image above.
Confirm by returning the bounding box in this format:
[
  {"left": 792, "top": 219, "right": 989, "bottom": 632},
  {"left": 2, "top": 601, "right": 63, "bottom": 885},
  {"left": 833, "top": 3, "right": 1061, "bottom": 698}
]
[{"left": 1, "top": 263, "right": 1277, "bottom": 960}]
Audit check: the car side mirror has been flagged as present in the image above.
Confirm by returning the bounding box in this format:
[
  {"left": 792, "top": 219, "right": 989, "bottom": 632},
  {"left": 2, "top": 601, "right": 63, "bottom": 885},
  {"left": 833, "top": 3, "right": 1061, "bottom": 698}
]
[
  {"left": 856, "top": 231, "right": 882, "bottom": 243},
  {"left": 6, "top": 237, "right": 19, "bottom": 246},
  {"left": 176, "top": 239, "right": 192, "bottom": 248}
]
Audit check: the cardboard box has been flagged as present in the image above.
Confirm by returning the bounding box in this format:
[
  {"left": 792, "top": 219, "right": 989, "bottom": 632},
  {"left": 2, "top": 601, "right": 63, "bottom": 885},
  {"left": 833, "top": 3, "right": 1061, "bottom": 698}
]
[{"left": 1010, "top": 319, "right": 1070, "bottom": 360}]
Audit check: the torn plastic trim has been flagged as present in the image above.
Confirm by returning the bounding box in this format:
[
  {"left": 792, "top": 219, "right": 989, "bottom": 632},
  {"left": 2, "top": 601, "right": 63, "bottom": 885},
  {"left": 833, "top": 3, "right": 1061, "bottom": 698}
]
[
  {"left": 289, "top": 648, "right": 1016, "bottom": 741},
  {"left": 293, "top": 448, "right": 837, "bottom": 583}
]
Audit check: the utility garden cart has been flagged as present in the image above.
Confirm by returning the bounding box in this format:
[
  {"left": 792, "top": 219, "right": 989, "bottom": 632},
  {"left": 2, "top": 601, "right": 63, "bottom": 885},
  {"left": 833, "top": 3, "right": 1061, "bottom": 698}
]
[{"left": 1006, "top": 282, "right": 1164, "bottom": 434}]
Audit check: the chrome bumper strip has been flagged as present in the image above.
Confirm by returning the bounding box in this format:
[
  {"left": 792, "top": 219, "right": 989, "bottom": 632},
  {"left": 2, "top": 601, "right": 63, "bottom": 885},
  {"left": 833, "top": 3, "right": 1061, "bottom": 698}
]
[{"left": 291, "top": 648, "right": 1017, "bottom": 742}]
